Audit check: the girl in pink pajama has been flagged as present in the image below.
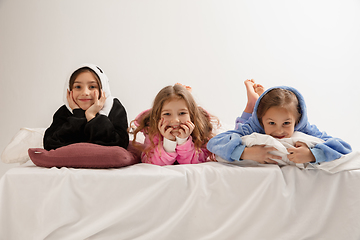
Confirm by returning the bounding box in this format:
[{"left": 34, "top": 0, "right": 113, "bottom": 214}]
[{"left": 130, "top": 84, "right": 219, "bottom": 166}]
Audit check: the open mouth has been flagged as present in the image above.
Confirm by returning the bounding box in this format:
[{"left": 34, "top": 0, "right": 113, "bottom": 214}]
[{"left": 165, "top": 125, "right": 180, "bottom": 131}]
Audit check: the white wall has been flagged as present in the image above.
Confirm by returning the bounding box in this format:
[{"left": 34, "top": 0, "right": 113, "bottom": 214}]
[{"left": 1, "top": 0, "right": 359, "bottom": 177}]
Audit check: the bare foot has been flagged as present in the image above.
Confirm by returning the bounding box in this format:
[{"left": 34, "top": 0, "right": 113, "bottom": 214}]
[
  {"left": 244, "top": 79, "right": 265, "bottom": 113},
  {"left": 254, "top": 83, "right": 265, "bottom": 96}
]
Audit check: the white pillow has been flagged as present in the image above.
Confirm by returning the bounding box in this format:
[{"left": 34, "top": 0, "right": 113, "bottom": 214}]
[
  {"left": 216, "top": 131, "right": 324, "bottom": 167},
  {"left": 241, "top": 131, "right": 324, "bottom": 165},
  {"left": 1, "top": 128, "right": 46, "bottom": 164}
]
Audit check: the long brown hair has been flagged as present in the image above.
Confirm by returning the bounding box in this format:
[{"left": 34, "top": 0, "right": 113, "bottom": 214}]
[
  {"left": 257, "top": 88, "right": 301, "bottom": 127},
  {"left": 130, "top": 84, "right": 219, "bottom": 160}
]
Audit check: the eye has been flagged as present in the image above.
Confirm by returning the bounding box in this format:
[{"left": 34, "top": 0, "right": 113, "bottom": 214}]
[
  {"left": 73, "top": 85, "right": 81, "bottom": 89},
  {"left": 268, "top": 122, "right": 275, "bottom": 125},
  {"left": 179, "top": 112, "right": 188, "bottom": 115},
  {"left": 162, "top": 113, "right": 170, "bottom": 116},
  {"left": 283, "top": 121, "right": 291, "bottom": 126},
  {"left": 89, "top": 85, "right": 98, "bottom": 89}
]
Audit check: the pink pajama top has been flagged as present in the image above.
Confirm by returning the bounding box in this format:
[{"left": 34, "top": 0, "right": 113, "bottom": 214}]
[{"left": 134, "top": 110, "right": 211, "bottom": 166}]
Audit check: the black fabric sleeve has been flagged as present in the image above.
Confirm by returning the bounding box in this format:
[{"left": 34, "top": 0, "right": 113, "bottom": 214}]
[
  {"left": 43, "top": 105, "right": 88, "bottom": 150},
  {"left": 84, "top": 98, "right": 129, "bottom": 149}
]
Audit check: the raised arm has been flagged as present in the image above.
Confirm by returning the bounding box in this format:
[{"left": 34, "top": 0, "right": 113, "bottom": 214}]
[
  {"left": 85, "top": 98, "right": 129, "bottom": 149},
  {"left": 43, "top": 106, "right": 88, "bottom": 150},
  {"left": 176, "top": 136, "right": 210, "bottom": 164}
]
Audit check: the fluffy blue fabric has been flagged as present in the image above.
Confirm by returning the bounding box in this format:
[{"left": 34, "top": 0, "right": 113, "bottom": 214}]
[{"left": 208, "top": 86, "right": 352, "bottom": 163}]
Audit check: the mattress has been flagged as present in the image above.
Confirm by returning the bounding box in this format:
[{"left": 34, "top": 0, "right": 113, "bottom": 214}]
[{"left": 1, "top": 159, "right": 360, "bottom": 240}]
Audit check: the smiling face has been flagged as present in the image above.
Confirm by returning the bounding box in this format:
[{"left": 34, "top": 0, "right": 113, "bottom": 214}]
[
  {"left": 261, "top": 106, "right": 296, "bottom": 139},
  {"left": 160, "top": 98, "right": 191, "bottom": 135},
  {"left": 71, "top": 71, "right": 100, "bottom": 110}
]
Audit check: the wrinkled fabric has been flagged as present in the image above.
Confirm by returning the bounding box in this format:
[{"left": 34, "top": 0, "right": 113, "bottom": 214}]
[{"left": 1, "top": 162, "right": 360, "bottom": 240}]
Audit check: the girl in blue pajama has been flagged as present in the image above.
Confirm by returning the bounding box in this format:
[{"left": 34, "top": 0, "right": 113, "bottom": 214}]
[{"left": 207, "top": 80, "right": 352, "bottom": 164}]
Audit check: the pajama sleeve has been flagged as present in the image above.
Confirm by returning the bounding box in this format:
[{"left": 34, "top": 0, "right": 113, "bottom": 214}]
[
  {"left": 84, "top": 98, "right": 129, "bottom": 149},
  {"left": 141, "top": 135, "right": 178, "bottom": 166},
  {"left": 302, "top": 124, "right": 352, "bottom": 163},
  {"left": 176, "top": 136, "right": 210, "bottom": 164},
  {"left": 43, "top": 106, "right": 88, "bottom": 150},
  {"left": 43, "top": 99, "right": 129, "bottom": 150}
]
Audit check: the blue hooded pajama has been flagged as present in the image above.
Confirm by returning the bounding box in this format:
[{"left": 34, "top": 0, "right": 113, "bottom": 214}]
[{"left": 207, "top": 86, "right": 352, "bottom": 163}]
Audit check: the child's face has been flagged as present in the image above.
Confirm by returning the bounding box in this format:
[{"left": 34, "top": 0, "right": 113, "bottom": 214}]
[
  {"left": 71, "top": 72, "right": 100, "bottom": 110},
  {"left": 261, "top": 106, "right": 296, "bottom": 139},
  {"left": 161, "top": 98, "right": 191, "bottom": 135}
]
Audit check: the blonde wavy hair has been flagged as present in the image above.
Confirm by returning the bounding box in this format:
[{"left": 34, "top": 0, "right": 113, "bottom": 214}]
[{"left": 129, "top": 84, "right": 219, "bottom": 161}]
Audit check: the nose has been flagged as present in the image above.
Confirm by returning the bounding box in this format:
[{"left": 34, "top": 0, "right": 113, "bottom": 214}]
[
  {"left": 81, "top": 87, "right": 91, "bottom": 95},
  {"left": 274, "top": 125, "right": 284, "bottom": 134},
  {"left": 170, "top": 116, "right": 180, "bottom": 124}
]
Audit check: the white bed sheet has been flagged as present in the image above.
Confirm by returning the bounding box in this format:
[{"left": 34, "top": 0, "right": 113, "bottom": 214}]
[{"left": 1, "top": 160, "right": 360, "bottom": 240}]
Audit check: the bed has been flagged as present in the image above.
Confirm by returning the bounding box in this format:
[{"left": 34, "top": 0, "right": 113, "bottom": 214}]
[{"left": 1, "top": 128, "right": 360, "bottom": 240}]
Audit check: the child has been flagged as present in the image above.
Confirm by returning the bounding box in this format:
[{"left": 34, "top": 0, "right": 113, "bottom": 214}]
[
  {"left": 43, "top": 63, "right": 129, "bottom": 150},
  {"left": 130, "top": 84, "right": 218, "bottom": 166},
  {"left": 207, "top": 82, "right": 352, "bottom": 164}
]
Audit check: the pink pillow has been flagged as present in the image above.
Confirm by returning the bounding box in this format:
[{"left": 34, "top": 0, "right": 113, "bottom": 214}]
[{"left": 28, "top": 142, "right": 142, "bottom": 169}]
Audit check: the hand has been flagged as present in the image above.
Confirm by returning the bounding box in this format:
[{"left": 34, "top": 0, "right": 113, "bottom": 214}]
[
  {"left": 240, "top": 145, "right": 281, "bottom": 164},
  {"left": 85, "top": 90, "right": 106, "bottom": 121},
  {"left": 287, "top": 142, "right": 316, "bottom": 163},
  {"left": 158, "top": 118, "right": 176, "bottom": 141},
  {"left": 177, "top": 121, "right": 195, "bottom": 139},
  {"left": 67, "top": 90, "right": 80, "bottom": 110}
]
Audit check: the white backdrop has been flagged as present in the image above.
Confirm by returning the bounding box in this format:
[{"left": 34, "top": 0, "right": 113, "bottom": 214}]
[{"left": 1, "top": 0, "right": 359, "bottom": 177}]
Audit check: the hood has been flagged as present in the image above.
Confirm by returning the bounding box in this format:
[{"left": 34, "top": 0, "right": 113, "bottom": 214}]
[
  {"left": 63, "top": 63, "right": 114, "bottom": 116},
  {"left": 248, "top": 86, "right": 309, "bottom": 133}
]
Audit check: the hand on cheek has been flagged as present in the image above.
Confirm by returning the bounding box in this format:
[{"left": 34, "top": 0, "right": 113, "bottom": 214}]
[
  {"left": 67, "top": 90, "right": 80, "bottom": 110},
  {"left": 178, "top": 121, "right": 195, "bottom": 139},
  {"left": 85, "top": 90, "right": 105, "bottom": 122},
  {"left": 158, "top": 118, "right": 176, "bottom": 141}
]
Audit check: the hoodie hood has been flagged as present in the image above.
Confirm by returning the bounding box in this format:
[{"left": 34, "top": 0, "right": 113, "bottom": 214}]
[
  {"left": 63, "top": 63, "right": 114, "bottom": 116},
  {"left": 248, "top": 86, "right": 309, "bottom": 134}
]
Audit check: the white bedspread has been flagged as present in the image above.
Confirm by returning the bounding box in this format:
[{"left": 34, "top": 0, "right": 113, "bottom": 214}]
[{"left": 1, "top": 160, "right": 360, "bottom": 240}]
